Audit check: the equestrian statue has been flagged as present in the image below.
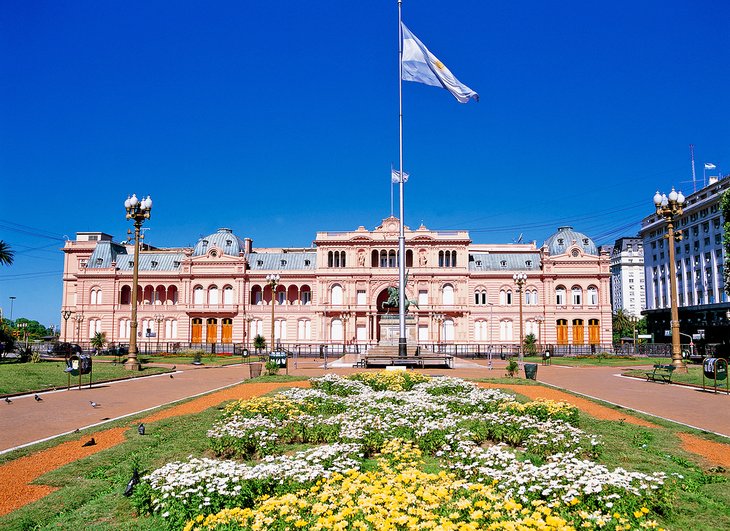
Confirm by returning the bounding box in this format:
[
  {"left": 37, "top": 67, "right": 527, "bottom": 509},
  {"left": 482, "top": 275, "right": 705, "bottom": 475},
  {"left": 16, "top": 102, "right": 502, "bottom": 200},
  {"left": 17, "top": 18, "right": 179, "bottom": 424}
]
[{"left": 381, "top": 271, "right": 419, "bottom": 313}]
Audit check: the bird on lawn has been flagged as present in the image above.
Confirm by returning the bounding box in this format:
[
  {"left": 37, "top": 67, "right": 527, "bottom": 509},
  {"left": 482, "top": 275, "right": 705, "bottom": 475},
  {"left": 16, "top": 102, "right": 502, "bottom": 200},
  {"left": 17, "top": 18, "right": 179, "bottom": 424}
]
[
  {"left": 169, "top": 374, "right": 174, "bottom": 378},
  {"left": 138, "top": 423, "right": 145, "bottom": 435},
  {"left": 34, "top": 394, "right": 43, "bottom": 402},
  {"left": 82, "top": 437, "right": 96, "bottom": 447},
  {"left": 90, "top": 401, "right": 100, "bottom": 408},
  {"left": 4, "top": 397, "right": 12, "bottom": 404},
  {"left": 123, "top": 468, "right": 140, "bottom": 497},
  {"left": 73, "top": 428, "right": 80, "bottom": 433},
  {"left": 171, "top": 365, "right": 176, "bottom": 370}
]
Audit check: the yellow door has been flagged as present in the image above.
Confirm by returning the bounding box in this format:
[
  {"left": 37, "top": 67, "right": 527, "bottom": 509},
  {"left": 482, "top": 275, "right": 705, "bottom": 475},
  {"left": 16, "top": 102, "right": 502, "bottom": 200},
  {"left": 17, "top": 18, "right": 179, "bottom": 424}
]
[
  {"left": 556, "top": 319, "right": 568, "bottom": 345},
  {"left": 207, "top": 318, "right": 218, "bottom": 344},
  {"left": 572, "top": 320, "right": 584, "bottom": 345},
  {"left": 191, "top": 318, "right": 203, "bottom": 343},
  {"left": 221, "top": 318, "right": 233, "bottom": 343}
]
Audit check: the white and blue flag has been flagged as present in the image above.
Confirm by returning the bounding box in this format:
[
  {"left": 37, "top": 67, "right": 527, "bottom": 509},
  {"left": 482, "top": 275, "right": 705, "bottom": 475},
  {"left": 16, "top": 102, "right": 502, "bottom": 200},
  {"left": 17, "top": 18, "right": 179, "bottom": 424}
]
[{"left": 401, "top": 22, "right": 478, "bottom": 104}]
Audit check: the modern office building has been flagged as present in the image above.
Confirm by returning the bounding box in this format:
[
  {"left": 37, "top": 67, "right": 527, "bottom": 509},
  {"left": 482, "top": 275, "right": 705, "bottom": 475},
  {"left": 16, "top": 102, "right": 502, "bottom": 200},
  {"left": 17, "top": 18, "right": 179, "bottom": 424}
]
[
  {"left": 640, "top": 176, "right": 730, "bottom": 343},
  {"left": 610, "top": 237, "right": 645, "bottom": 318},
  {"left": 60, "top": 219, "right": 612, "bottom": 350}
]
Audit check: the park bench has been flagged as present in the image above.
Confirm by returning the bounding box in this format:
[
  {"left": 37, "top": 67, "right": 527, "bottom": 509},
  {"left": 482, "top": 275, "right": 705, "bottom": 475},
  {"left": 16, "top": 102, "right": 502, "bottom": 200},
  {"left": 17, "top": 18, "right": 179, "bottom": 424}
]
[{"left": 645, "top": 364, "right": 675, "bottom": 383}]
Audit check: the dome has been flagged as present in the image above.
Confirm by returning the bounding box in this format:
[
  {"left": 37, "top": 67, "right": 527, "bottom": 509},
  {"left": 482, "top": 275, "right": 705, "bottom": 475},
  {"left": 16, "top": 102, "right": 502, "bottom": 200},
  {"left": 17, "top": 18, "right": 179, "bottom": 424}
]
[
  {"left": 543, "top": 226, "right": 598, "bottom": 256},
  {"left": 193, "top": 228, "right": 247, "bottom": 257}
]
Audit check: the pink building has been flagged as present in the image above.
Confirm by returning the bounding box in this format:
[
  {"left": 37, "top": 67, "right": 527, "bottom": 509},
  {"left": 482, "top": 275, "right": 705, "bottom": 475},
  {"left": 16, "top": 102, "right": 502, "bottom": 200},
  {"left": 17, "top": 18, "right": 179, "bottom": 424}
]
[{"left": 60, "top": 219, "right": 611, "bottom": 350}]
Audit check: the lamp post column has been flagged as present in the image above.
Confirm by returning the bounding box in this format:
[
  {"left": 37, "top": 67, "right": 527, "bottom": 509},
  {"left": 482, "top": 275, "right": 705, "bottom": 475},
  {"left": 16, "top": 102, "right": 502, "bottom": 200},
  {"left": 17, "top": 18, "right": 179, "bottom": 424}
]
[
  {"left": 61, "top": 310, "right": 72, "bottom": 342},
  {"left": 653, "top": 188, "right": 685, "bottom": 370},
  {"left": 341, "top": 310, "right": 351, "bottom": 354},
  {"left": 513, "top": 273, "right": 527, "bottom": 363},
  {"left": 154, "top": 314, "right": 164, "bottom": 353},
  {"left": 124, "top": 193, "right": 153, "bottom": 371},
  {"left": 266, "top": 273, "right": 280, "bottom": 362}
]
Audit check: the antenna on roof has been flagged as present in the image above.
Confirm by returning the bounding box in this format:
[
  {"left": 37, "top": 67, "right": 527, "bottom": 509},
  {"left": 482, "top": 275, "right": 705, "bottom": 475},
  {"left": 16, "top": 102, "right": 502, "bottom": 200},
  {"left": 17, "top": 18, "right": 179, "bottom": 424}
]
[
  {"left": 690, "top": 144, "right": 697, "bottom": 193},
  {"left": 513, "top": 233, "right": 523, "bottom": 244}
]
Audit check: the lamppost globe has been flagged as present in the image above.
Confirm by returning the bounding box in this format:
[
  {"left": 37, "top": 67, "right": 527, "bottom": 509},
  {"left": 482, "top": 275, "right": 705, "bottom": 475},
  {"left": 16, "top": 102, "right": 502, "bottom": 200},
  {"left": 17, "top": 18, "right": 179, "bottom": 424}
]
[
  {"left": 668, "top": 188, "right": 678, "bottom": 202},
  {"left": 653, "top": 191, "right": 663, "bottom": 206}
]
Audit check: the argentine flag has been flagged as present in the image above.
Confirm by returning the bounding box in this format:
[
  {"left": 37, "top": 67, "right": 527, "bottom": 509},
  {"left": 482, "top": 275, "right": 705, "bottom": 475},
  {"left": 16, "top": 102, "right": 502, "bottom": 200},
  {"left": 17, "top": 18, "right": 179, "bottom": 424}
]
[{"left": 401, "top": 22, "right": 478, "bottom": 104}]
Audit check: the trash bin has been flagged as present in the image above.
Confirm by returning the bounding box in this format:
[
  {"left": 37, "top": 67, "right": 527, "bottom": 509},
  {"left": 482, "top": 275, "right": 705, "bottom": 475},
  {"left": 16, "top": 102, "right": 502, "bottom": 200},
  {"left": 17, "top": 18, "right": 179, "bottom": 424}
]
[
  {"left": 269, "top": 350, "right": 287, "bottom": 368},
  {"left": 500, "top": 352, "right": 506, "bottom": 360},
  {"left": 249, "top": 362, "right": 262, "bottom": 378},
  {"left": 524, "top": 363, "right": 538, "bottom": 380}
]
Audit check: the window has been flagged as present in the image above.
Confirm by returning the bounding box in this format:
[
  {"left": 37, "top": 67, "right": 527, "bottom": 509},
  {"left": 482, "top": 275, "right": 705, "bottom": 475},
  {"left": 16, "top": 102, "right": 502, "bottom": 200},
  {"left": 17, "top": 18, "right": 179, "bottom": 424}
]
[
  {"left": 277, "top": 290, "right": 286, "bottom": 305},
  {"left": 555, "top": 286, "right": 566, "bottom": 306},
  {"left": 119, "top": 319, "right": 130, "bottom": 339},
  {"left": 587, "top": 286, "right": 598, "bottom": 305},
  {"left": 298, "top": 319, "right": 311, "bottom": 340},
  {"left": 88, "top": 318, "right": 102, "bottom": 337},
  {"left": 223, "top": 286, "right": 234, "bottom": 305},
  {"left": 193, "top": 286, "right": 204, "bottom": 305},
  {"left": 474, "top": 289, "right": 487, "bottom": 305},
  {"left": 90, "top": 288, "right": 102, "bottom": 305},
  {"left": 418, "top": 290, "right": 428, "bottom": 306},
  {"left": 499, "top": 320, "right": 513, "bottom": 341},
  {"left": 572, "top": 286, "right": 582, "bottom": 305},
  {"left": 208, "top": 286, "right": 219, "bottom": 305},
  {"left": 274, "top": 319, "right": 287, "bottom": 341},
  {"left": 499, "top": 289, "right": 512, "bottom": 305},
  {"left": 300, "top": 288, "right": 311, "bottom": 305},
  {"left": 474, "top": 320, "right": 488, "bottom": 341},
  {"left": 165, "top": 319, "right": 178, "bottom": 339},
  {"left": 330, "top": 318, "right": 343, "bottom": 341},
  {"left": 442, "top": 284, "right": 454, "bottom": 305},
  {"left": 357, "top": 290, "right": 367, "bottom": 305},
  {"left": 331, "top": 284, "right": 343, "bottom": 305},
  {"left": 499, "top": 260, "right": 507, "bottom": 268}
]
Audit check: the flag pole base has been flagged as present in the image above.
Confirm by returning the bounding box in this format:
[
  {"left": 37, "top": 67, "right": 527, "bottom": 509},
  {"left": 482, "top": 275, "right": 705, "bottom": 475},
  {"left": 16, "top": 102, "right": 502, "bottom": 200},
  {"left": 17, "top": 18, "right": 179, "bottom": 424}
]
[{"left": 398, "top": 338, "right": 407, "bottom": 358}]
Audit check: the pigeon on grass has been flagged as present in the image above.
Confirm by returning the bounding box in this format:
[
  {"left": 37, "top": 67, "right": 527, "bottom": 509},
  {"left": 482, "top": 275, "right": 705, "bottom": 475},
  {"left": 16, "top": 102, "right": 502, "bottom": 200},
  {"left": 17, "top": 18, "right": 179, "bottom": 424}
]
[{"left": 82, "top": 438, "right": 96, "bottom": 447}]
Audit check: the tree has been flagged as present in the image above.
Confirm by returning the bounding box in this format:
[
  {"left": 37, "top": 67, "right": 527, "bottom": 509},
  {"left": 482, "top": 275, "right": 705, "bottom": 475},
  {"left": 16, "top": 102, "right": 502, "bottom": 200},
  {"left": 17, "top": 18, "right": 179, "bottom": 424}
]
[
  {"left": 612, "top": 310, "right": 646, "bottom": 344},
  {"left": 0, "top": 240, "right": 14, "bottom": 266},
  {"left": 14, "top": 318, "right": 52, "bottom": 341},
  {"left": 523, "top": 333, "right": 537, "bottom": 355},
  {"left": 253, "top": 334, "right": 266, "bottom": 353},
  {"left": 90, "top": 332, "right": 107, "bottom": 353}
]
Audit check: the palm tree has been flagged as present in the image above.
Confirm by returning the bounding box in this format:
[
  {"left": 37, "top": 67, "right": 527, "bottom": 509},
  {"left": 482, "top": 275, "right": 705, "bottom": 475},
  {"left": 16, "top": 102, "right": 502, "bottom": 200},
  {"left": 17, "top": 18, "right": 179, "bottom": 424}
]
[
  {"left": 90, "top": 332, "right": 106, "bottom": 354},
  {"left": 0, "top": 241, "right": 14, "bottom": 266},
  {"left": 523, "top": 333, "right": 538, "bottom": 356}
]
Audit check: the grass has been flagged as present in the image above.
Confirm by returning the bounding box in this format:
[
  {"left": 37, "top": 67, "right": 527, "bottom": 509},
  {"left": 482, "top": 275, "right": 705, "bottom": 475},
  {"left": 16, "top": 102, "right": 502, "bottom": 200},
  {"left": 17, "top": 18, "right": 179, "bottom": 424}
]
[
  {"left": 0, "top": 378, "right": 728, "bottom": 530},
  {"left": 623, "top": 365, "right": 730, "bottom": 389},
  {"left": 0, "top": 359, "right": 170, "bottom": 395},
  {"left": 93, "top": 354, "right": 252, "bottom": 367},
  {"left": 522, "top": 355, "right": 672, "bottom": 367}
]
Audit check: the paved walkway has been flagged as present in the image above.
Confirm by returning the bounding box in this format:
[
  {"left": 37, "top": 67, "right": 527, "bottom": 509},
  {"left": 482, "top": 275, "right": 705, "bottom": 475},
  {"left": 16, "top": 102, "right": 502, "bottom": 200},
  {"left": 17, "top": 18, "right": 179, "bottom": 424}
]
[{"left": 1, "top": 358, "right": 728, "bottom": 453}]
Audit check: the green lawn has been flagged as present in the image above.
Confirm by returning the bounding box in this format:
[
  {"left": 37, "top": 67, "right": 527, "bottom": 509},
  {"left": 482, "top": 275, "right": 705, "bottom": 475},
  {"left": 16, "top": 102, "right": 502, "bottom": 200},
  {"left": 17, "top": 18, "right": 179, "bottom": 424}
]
[
  {"left": 0, "top": 378, "right": 727, "bottom": 530},
  {"left": 0, "top": 359, "right": 170, "bottom": 395},
  {"left": 522, "top": 355, "right": 672, "bottom": 367},
  {"left": 624, "top": 365, "right": 729, "bottom": 389},
  {"left": 93, "top": 354, "right": 260, "bottom": 367}
]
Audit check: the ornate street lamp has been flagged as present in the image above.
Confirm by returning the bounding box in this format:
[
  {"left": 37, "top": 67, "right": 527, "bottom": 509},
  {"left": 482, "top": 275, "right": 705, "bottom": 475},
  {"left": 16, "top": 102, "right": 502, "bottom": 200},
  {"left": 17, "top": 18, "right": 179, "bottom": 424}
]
[
  {"left": 74, "top": 313, "right": 84, "bottom": 344},
  {"left": 154, "top": 314, "right": 164, "bottom": 353},
  {"left": 433, "top": 313, "right": 445, "bottom": 350},
  {"left": 266, "top": 273, "right": 281, "bottom": 363},
  {"left": 245, "top": 315, "right": 254, "bottom": 352},
  {"left": 61, "top": 310, "right": 73, "bottom": 342},
  {"left": 124, "top": 193, "right": 153, "bottom": 370},
  {"left": 17, "top": 321, "right": 28, "bottom": 351},
  {"left": 341, "top": 310, "right": 351, "bottom": 354},
  {"left": 535, "top": 315, "right": 544, "bottom": 346},
  {"left": 513, "top": 272, "right": 528, "bottom": 363},
  {"left": 653, "top": 188, "right": 685, "bottom": 370}
]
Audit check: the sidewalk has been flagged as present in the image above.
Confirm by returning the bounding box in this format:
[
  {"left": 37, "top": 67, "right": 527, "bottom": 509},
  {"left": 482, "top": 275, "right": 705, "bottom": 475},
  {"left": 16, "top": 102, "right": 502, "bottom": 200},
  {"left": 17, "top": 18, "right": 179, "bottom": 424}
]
[{"left": 2, "top": 359, "right": 728, "bottom": 454}]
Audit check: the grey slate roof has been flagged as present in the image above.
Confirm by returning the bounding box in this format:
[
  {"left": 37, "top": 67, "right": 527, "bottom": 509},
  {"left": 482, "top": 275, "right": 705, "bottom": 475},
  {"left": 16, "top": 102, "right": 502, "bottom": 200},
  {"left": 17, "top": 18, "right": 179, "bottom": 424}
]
[
  {"left": 86, "top": 240, "right": 184, "bottom": 271},
  {"left": 247, "top": 252, "right": 317, "bottom": 270},
  {"left": 543, "top": 226, "right": 598, "bottom": 256},
  {"left": 469, "top": 253, "right": 542, "bottom": 271},
  {"left": 193, "top": 228, "right": 247, "bottom": 257}
]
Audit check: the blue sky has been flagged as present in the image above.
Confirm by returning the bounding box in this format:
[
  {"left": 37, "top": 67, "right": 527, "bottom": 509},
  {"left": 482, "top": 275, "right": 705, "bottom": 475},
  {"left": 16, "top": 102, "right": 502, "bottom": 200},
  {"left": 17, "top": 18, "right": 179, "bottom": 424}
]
[{"left": 1, "top": 0, "right": 729, "bottom": 327}]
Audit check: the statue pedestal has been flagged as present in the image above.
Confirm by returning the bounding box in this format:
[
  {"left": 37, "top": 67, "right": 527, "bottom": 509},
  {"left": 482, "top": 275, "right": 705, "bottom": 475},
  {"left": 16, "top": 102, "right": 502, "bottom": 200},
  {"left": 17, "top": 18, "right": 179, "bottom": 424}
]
[{"left": 379, "top": 314, "right": 417, "bottom": 345}]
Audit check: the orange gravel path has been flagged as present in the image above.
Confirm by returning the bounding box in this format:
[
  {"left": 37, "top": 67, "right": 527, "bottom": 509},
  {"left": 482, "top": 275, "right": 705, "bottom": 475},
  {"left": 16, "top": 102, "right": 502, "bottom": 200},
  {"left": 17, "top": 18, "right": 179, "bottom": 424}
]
[
  {"left": 0, "top": 381, "right": 309, "bottom": 517},
  {"left": 481, "top": 383, "right": 730, "bottom": 467}
]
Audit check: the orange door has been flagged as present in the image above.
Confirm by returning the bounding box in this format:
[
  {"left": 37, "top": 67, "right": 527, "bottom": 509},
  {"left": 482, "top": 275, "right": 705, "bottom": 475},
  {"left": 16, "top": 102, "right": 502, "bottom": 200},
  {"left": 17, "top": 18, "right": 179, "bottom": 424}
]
[
  {"left": 191, "top": 318, "right": 203, "bottom": 343},
  {"left": 556, "top": 320, "right": 568, "bottom": 345},
  {"left": 588, "top": 319, "right": 600, "bottom": 344},
  {"left": 207, "top": 318, "right": 218, "bottom": 344},
  {"left": 572, "top": 320, "right": 584, "bottom": 345},
  {"left": 221, "top": 318, "right": 233, "bottom": 343}
]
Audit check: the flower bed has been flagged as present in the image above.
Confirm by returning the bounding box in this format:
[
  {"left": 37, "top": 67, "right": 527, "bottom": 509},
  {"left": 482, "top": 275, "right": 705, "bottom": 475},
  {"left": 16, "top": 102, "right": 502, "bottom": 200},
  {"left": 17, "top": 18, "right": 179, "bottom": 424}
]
[{"left": 134, "top": 372, "right": 671, "bottom": 530}]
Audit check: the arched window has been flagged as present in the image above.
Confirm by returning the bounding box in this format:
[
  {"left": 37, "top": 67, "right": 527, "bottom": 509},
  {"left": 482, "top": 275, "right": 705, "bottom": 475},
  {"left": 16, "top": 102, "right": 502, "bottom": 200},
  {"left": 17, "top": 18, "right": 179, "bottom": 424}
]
[
  {"left": 525, "top": 320, "right": 538, "bottom": 336},
  {"left": 474, "top": 319, "right": 488, "bottom": 341},
  {"left": 223, "top": 286, "right": 234, "bottom": 305},
  {"left": 474, "top": 288, "right": 487, "bottom": 305},
  {"left": 155, "top": 285, "right": 166, "bottom": 305},
  {"left": 331, "top": 284, "right": 343, "bottom": 305},
  {"left": 193, "top": 286, "right": 204, "bottom": 305},
  {"left": 143, "top": 285, "right": 154, "bottom": 305},
  {"left": 251, "top": 285, "right": 263, "bottom": 305},
  {"left": 248, "top": 319, "right": 263, "bottom": 340},
  {"left": 555, "top": 286, "right": 566, "bottom": 306},
  {"left": 331, "top": 318, "right": 343, "bottom": 340},
  {"left": 209, "top": 285, "right": 219, "bottom": 305},
  {"left": 443, "top": 318, "right": 455, "bottom": 340},
  {"left": 328, "top": 251, "right": 334, "bottom": 267},
  {"left": 571, "top": 286, "right": 582, "bottom": 306},
  {"left": 442, "top": 284, "right": 454, "bottom": 305},
  {"left": 300, "top": 285, "right": 312, "bottom": 305},
  {"left": 587, "top": 286, "right": 598, "bottom": 306},
  {"left": 388, "top": 250, "right": 397, "bottom": 267},
  {"left": 371, "top": 250, "right": 379, "bottom": 267},
  {"left": 298, "top": 319, "right": 311, "bottom": 340},
  {"left": 167, "top": 286, "right": 178, "bottom": 305},
  {"left": 276, "top": 287, "right": 286, "bottom": 305},
  {"left": 90, "top": 288, "right": 102, "bottom": 305},
  {"left": 275, "top": 319, "right": 287, "bottom": 341},
  {"left": 165, "top": 319, "right": 178, "bottom": 339},
  {"left": 120, "top": 285, "right": 131, "bottom": 305},
  {"left": 379, "top": 250, "right": 388, "bottom": 267},
  {"left": 119, "top": 319, "right": 130, "bottom": 339},
  {"left": 499, "top": 320, "right": 513, "bottom": 341},
  {"left": 88, "top": 318, "right": 101, "bottom": 337},
  {"left": 406, "top": 249, "right": 413, "bottom": 267},
  {"left": 438, "top": 251, "right": 444, "bottom": 267}
]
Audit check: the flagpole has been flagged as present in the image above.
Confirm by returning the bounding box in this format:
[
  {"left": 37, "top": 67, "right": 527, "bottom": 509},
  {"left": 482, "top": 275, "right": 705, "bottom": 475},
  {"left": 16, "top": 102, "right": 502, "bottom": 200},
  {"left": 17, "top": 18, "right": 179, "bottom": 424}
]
[
  {"left": 397, "top": 0, "right": 407, "bottom": 357},
  {"left": 390, "top": 165, "right": 394, "bottom": 217}
]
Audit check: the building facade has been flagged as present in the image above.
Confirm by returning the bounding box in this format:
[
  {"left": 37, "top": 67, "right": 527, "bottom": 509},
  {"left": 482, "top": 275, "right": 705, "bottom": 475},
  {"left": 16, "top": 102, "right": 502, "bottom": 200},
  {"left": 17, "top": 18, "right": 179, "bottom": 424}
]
[
  {"left": 640, "top": 176, "right": 730, "bottom": 343},
  {"left": 60, "top": 219, "right": 612, "bottom": 350},
  {"left": 610, "top": 237, "right": 646, "bottom": 318}
]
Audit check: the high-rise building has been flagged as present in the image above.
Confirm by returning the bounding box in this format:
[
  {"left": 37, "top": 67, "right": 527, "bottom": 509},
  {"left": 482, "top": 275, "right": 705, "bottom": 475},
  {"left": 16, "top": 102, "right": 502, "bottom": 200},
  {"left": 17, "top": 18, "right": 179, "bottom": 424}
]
[
  {"left": 640, "top": 176, "right": 730, "bottom": 343},
  {"left": 610, "top": 237, "right": 645, "bottom": 318}
]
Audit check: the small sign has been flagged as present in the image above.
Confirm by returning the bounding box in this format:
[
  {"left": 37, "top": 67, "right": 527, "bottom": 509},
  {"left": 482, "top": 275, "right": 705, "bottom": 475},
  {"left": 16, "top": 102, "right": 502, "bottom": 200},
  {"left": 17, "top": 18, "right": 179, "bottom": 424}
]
[
  {"left": 664, "top": 330, "right": 672, "bottom": 337},
  {"left": 692, "top": 334, "right": 702, "bottom": 340},
  {"left": 638, "top": 334, "right": 652, "bottom": 339}
]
